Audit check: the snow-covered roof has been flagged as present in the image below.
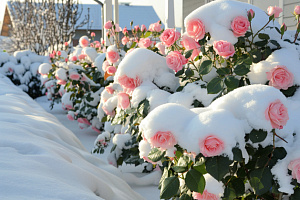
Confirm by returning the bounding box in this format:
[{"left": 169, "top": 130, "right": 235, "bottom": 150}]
[{"left": 77, "top": 4, "right": 162, "bottom": 30}]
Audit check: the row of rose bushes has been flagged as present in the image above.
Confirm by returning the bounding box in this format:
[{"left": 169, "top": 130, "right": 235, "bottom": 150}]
[{"left": 39, "top": 1, "right": 300, "bottom": 199}]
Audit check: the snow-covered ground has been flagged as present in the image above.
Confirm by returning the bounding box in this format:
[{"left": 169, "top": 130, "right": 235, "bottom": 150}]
[{"left": 0, "top": 74, "right": 160, "bottom": 200}]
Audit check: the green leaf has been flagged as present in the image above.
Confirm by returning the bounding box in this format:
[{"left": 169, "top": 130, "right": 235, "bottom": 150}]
[
  {"left": 250, "top": 49, "right": 262, "bottom": 63},
  {"left": 223, "top": 186, "right": 236, "bottom": 200},
  {"left": 216, "top": 68, "right": 231, "bottom": 76},
  {"left": 206, "top": 156, "right": 232, "bottom": 181},
  {"left": 258, "top": 33, "right": 270, "bottom": 40},
  {"left": 249, "top": 168, "right": 272, "bottom": 195},
  {"left": 207, "top": 77, "right": 224, "bottom": 94},
  {"left": 185, "top": 169, "right": 206, "bottom": 194},
  {"left": 232, "top": 147, "right": 243, "bottom": 162},
  {"left": 179, "top": 194, "right": 193, "bottom": 200},
  {"left": 273, "top": 147, "right": 287, "bottom": 160},
  {"left": 224, "top": 76, "right": 239, "bottom": 90},
  {"left": 185, "top": 49, "right": 193, "bottom": 59},
  {"left": 175, "top": 68, "right": 184, "bottom": 76},
  {"left": 255, "top": 40, "right": 268, "bottom": 47},
  {"left": 138, "top": 99, "right": 150, "bottom": 117},
  {"left": 160, "top": 177, "right": 180, "bottom": 199},
  {"left": 199, "top": 60, "right": 213, "bottom": 75},
  {"left": 185, "top": 68, "right": 194, "bottom": 77},
  {"left": 249, "top": 129, "right": 268, "bottom": 143},
  {"left": 159, "top": 168, "right": 168, "bottom": 189},
  {"left": 230, "top": 178, "right": 245, "bottom": 197},
  {"left": 290, "top": 188, "right": 300, "bottom": 200},
  {"left": 148, "top": 148, "right": 166, "bottom": 162},
  {"left": 244, "top": 31, "right": 252, "bottom": 38},
  {"left": 144, "top": 31, "right": 151, "bottom": 38},
  {"left": 270, "top": 40, "right": 280, "bottom": 48},
  {"left": 234, "top": 64, "right": 250, "bottom": 76}
]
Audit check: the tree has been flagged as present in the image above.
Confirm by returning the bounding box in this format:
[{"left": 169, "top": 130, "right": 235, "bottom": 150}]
[{"left": 8, "top": 0, "right": 89, "bottom": 55}]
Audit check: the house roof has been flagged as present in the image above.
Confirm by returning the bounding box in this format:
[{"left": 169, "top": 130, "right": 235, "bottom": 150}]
[{"left": 77, "top": 4, "right": 162, "bottom": 30}]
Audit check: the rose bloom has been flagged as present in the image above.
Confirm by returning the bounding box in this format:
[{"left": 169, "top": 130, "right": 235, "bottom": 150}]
[
  {"left": 155, "top": 42, "right": 166, "bottom": 55},
  {"left": 91, "top": 32, "right": 96, "bottom": 37},
  {"left": 92, "top": 126, "right": 101, "bottom": 133},
  {"left": 70, "top": 56, "right": 77, "bottom": 62},
  {"left": 102, "top": 60, "right": 110, "bottom": 72},
  {"left": 107, "top": 66, "right": 117, "bottom": 75},
  {"left": 64, "top": 42, "right": 69, "bottom": 47},
  {"left": 102, "top": 105, "right": 115, "bottom": 116},
  {"left": 138, "top": 38, "right": 152, "bottom": 48},
  {"left": 123, "top": 26, "right": 128, "bottom": 35},
  {"left": 160, "top": 29, "right": 180, "bottom": 47},
  {"left": 67, "top": 114, "right": 74, "bottom": 121},
  {"left": 247, "top": 9, "right": 255, "bottom": 19},
  {"left": 149, "top": 21, "right": 162, "bottom": 32},
  {"left": 295, "top": 6, "right": 300, "bottom": 15},
  {"left": 231, "top": 16, "right": 250, "bottom": 37},
  {"left": 104, "top": 21, "right": 112, "bottom": 29},
  {"left": 149, "top": 131, "right": 177, "bottom": 150},
  {"left": 288, "top": 159, "right": 300, "bottom": 182},
  {"left": 105, "top": 85, "right": 114, "bottom": 94},
  {"left": 266, "top": 65, "right": 294, "bottom": 90},
  {"left": 166, "top": 51, "right": 188, "bottom": 72},
  {"left": 186, "top": 18, "right": 205, "bottom": 41},
  {"left": 57, "top": 79, "right": 66, "bottom": 85},
  {"left": 265, "top": 99, "right": 289, "bottom": 129},
  {"left": 49, "top": 53, "right": 55, "bottom": 59},
  {"left": 79, "top": 38, "right": 90, "bottom": 48},
  {"left": 213, "top": 40, "right": 235, "bottom": 59},
  {"left": 121, "top": 36, "right": 129, "bottom": 45},
  {"left": 267, "top": 6, "right": 283, "bottom": 18},
  {"left": 69, "top": 72, "right": 81, "bottom": 80},
  {"left": 134, "top": 25, "right": 140, "bottom": 32},
  {"left": 106, "top": 49, "right": 120, "bottom": 64},
  {"left": 141, "top": 24, "right": 147, "bottom": 32},
  {"left": 118, "top": 75, "right": 142, "bottom": 93},
  {"left": 192, "top": 190, "right": 219, "bottom": 200},
  {"left": 78, "top": 54, "right": 87, "bottom": 60},
  {"left": 77, "top": 118, "right": 91, "bottom": 125},
  {"left": 181, "top": 33, "right": 201, "bottom": 60},
  {"left": 199, "top": 135, "right": 224, "bottom": 157},
  {"left": 118, "top": 92, "right": 130, "bottom": 109}
]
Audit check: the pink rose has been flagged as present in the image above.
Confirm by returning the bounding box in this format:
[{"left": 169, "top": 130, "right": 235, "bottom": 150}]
[
  {"left": 77, "top": 118, "right": 91, "bottom": 125},
  {"left": 181, "top": 33, "right": 201, "bottom": 60},
  {"left": 105, "top": 85, "right": 114, "bottom": 94},
  {"left": 49, "top": 53, "right": 55, "bottom": 59},
  {"left": 121, "top": 36, "right": 129, "bottom": 45},
  {"left": 92, "top": 126, "right": 101, "bottom": 133},
  {"left": 288, "top": 159, "right": 300, "bottom": 182},
  {"left": 78, "top": 54, "right": 87, "bottom": 60},
  {"left": 57, "top": 51, "right": 61, "bottom": 56},
  {"left": 149, "top": 131, "right": 177, "bottom": 150},
  {"left": 186, "top": 18, "right": 205, "bottom": 41},
  {"left": 118, "top": 75, "right": 142, "bottom": 93},
  {"left": 295, "top": 6, "right": 300, "bottom": 15},
  {"left": 102, "top": 60, "right": 110, "bottom": 72},
  {"left": 64, "top": 42, "right": 69, "bottom": 46},
  {"left": 80, "top": 38, "right": 90, "bottom": 48},
  {"left": 155, "top": 42, "right": 166, "bottom": 55},
  {"left": 231, "top": 16, "right": 250, "bottom": 37},
  {"left": 67, "top": 114, "right": 74, "bottom": 121},
  {"left": 247, "top": 9, "right": 255, "bottom": 19},
  {"left": 70, "top": 56, "right": 77, "bottom": 62},
  {"left": 138, "top": 38, "right": 152, "bottom": 48},
  {"left": 69, "top": 72, "right": 81, "bottom": 80},
  {"left": 104, "top": 21, "right": 112, "bottom": 29},
  {"left": 91, "top": 32, "right": 96, "bottom": 37},
  {"left": 160, "top": 29, "right": 180, "bottom": 47},
  {"left": 213, "top": 40, "right": 235, "bottom": 59},
  {"left": 107, "top": 66, "right": 117, "bottom": 75},
  {"left": 102, "top": 105, "right": 115, "bottom": 116},
  {"left": 134, "top": 25, "right": 140, "bottom": 32},
  {"left": 192, "top": 190, "right": 218, "bottom": 200},
  {"left": 106, "top": 49, "right": 120, "bottom": 64},
  {"left": 265, "top": 99, "right": 289, "bottom": 129},
  {"left": 166, "top": 51, "right": 188, "bottom": 72},
  {"left": 123, "top": 27, "right": 128, "bottom": 35},
  {"left": 117, "top": 92, "right": 130, "bottom": 109},
  {"left": 141, "top": 24, "right": 147, "bottom": 32},
  {"left": 65, "top": 104, "right": 73, "bottom": 110},
  {"left": 149, "top": 21, "right": 162, "bottom": 32},
  {"left": 57, "top": 79, "right": 66, "bottom": 85},
  {"left": 199, "top": 135, "right": 224, "bottom": 157},
  {"left": 266, "top": 65, "right": 294, "bottom": 90},
  {"left": 267, "top": 6, "right": 283, "bottom": 18}
]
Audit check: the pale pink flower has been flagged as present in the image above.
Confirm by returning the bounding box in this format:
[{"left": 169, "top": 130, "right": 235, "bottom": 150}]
[
  {"left": 64, "top": 42, "right": 69, "bottom": 46},
  {"left": 295, "top": 6, "right": 300, "bottom": 15},
  {"left": 267, "top": 6, "right": 283, "bottom": 18},
  {"left": 102, "top": 105, "right": 115, "bottom": 116},
  {"left": 57, "top": 79, "right": 67, "bottom": 85},
  {"left": 199, "top": 135, "right": 224, "bottom": 157},
  {"left": 78, "top": 54, "right": 87, "bottom": 60},
  {"left": 138, "top": 38, "right": 152, "bottom": 48},
  {"left": 181, "top": 33, "right": 201, "bottom": 60},
  {"left": 65, "top": 58, "right": 68, "bottom": 62},
  {"left": 102, "top": 60, "right": 110, "bottom": 72},
  {"left": 166, "top": 51, "right": 188, "bottom": 72},
  {"left": 155, "top": 42, "right": 166, "bottom": 55},
  {"left": 123, "top": 26, "right": 128, "bottom": 35},
  {"left": 90, "top": 43, "right": 94, "bottom": 48},
  {"left": 107, "top": 66, "right": 117, "bottom": 75},
  {"left": 79, "top": 37, "right": 90, "bottom": 48},
  {"left": 134, "top": 25, "right": 140, "bottom": 32},
  {"left": 57, "top": 51, "right": 61, "bottom": 56},
  {"left": 118, "top": 92, "right": 130, "bottom": 109},
  {"left": 288, "top": 159, "right": 300, "bottom": 183},
  {"left": 77, "top": 118, "right": 91, "bottom": 125},
  {"left": 266, "top": 65, "right": 294, "bottom": 90},
  {"left": 104, "top": 21, "right": 112, "bottom": 29},
  {"left": 160, "top": 29, "right": 180, "bottom": 47},
  {"left": 149, "top": 21, "right": 162, "bottom": 32},
  {"left": 65, "top": 104, "right": 73, "bottom": 110},
  {"left": 122, "top": 36, "right": 129, "bottom": 45},
  {"left": 265, "top": 99, "right": 289, "bottom": 129},
  {"left": 231, "top": 16, "right": 250, "bottom": 37},
  {"left": 247, "top": 9, "right": 255, "bottom": 19},
  {"left": 105, "top": 85, "right": 114, "bottom": 94},
  {"left": 213, "top": 40, "right": 235, "bottom": 59},
  {"left": 186, "top": 18, "right": 205, "bottom": 41},
  {"left": 70, "top": 56, "right": 77, "bottom": 62},
  {"left": 67, "top": 114, "right": 74, "bottom": 121},
  {"left": 91, "top": 32, "right": 96, "bottom": 37},
  {"left": 92, "top": 126, "right": 101, "bottom": 133},
  {"left": 149, "top": 131, "right": 177, "bottom": 150},
  {"left": 118, "top": 75, "right": 142, "bottom": 93},
  {"left": 114, "top": 24, "right": 122, "bottom": 32},
  {"left": 106, "top": 49, "right": 120, "bottom": 64},
  {"left": 192, "top": 190, "right": 219, "bottom": 200},
  {"left": 69, "top": 71, "right": 81, "bottom": 81},
  {"left": 49, "top": 53, "right": 55, "bottom": 59},
  {"left": 141, "top": 24, "right": 147, "bottom": 32}
]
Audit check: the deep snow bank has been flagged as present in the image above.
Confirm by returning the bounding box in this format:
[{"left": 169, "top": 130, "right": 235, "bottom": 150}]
[{"left": 0, "top": 74, "right": 143, "bottom": 200}]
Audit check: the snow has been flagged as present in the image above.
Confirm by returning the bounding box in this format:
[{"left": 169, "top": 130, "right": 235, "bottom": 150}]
[{"left": 0, "top": 75, "right": 160, "bottom": 200}]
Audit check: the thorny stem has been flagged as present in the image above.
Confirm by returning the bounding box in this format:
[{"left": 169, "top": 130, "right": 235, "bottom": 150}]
[{"left": 251, "top": 19, "right": 272, "bottom": 45}]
